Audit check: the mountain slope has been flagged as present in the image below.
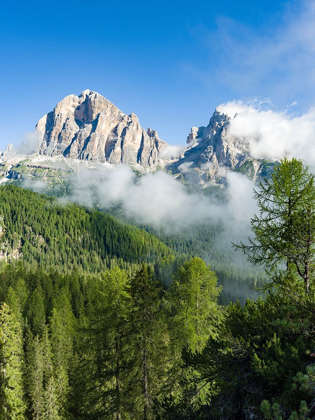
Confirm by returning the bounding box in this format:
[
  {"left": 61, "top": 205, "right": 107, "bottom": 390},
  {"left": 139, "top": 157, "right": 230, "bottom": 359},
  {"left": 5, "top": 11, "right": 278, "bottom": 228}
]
[{"left": 0, "top": 185, "right": 173, "bottom": 272}]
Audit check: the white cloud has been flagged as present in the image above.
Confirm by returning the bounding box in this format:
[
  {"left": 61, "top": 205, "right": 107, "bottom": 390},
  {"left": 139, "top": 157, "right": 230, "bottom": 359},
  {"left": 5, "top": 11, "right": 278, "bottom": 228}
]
[
  {"left": 22, "top": 179, "right": 47, "bottom": 193},
  {"left": 18, "top": 132, "right": 40, "bottom": 154},
  {"left": 178, "top": 161, "right": 193, "bottom": 173},
  {"left": 160, "top": 145, "right": 183, "bottom": 160},
  {"left": 66, "top": 164, "right": 256, "bottom": 234},
  {"left": 218, "top": 101, "right": 315, "bottom": 168}
]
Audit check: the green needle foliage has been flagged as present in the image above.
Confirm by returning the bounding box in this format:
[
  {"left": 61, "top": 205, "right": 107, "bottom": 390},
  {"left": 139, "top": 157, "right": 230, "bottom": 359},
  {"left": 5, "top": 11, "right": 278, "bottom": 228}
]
[
  {"left": 236, "top": 158, "right": 315, "bottom": 295},
  {"left": 168, "top": 257, "right": 222, "bottom": 354},
  {"left": 0, "top": 185, "right": 173, "bottom": 274},
  {"left": 0, "top": 302, "right": 26, "bottom": 419}
]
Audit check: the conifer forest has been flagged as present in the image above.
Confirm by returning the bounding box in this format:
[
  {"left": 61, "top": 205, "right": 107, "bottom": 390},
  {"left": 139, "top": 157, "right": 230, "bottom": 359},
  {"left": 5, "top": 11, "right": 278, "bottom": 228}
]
[{"left": 1, "top": 159, "right": 315, "bottom": 419}]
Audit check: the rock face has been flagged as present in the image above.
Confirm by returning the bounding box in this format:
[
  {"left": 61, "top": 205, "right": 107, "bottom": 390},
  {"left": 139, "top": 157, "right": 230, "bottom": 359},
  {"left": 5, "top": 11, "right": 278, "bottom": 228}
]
[
  {"left": 170, "top": 109, "right": 274, "bottom": 184},
  {"left": 175, "top": 110, "right": 250, "bottom": 171},
  {"left": 36, "top": 90, "right": 167, "bottom": 167},
  {"left": 0, "top": 144, "right": 15, "bottom": 162}
]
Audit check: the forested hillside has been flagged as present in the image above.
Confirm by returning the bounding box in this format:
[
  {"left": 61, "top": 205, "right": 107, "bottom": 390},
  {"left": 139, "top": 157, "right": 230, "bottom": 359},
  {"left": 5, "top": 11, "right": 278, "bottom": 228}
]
[
  {"left": 105, "top": 206, "right": 266, "bottom": 303},
  {"left": 0, "top": 186, "right": 173, "bottom": 273},
  {"left": 0, "top": 184, "right": 263, "bottom": 302}
]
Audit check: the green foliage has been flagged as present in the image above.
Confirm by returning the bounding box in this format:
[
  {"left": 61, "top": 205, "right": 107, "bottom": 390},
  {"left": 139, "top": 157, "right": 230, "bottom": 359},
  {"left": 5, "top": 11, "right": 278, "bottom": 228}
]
[
  {"left": 168, "top": 257, "right": 222, "bottom": 353},
  {"left": 2, "top": 159, "right": 315, "bottom": 418},
  {"left": 0, "top": 302, "right": 26, "bottom": 419},
  {"left": 0, "top": 185, "right": 173, "bottom": 273},
  {"left": 0, "top": 258, "right": 223, "bottom": 419},
  {"left": 236, "top": 158, "right": 315, "bottom": 295}
]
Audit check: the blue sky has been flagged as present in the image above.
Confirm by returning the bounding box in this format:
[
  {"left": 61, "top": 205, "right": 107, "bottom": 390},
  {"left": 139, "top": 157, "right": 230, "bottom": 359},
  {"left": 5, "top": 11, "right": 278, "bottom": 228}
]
[{"left": 1, "top": 0, "right": 314, "bottom": 149}]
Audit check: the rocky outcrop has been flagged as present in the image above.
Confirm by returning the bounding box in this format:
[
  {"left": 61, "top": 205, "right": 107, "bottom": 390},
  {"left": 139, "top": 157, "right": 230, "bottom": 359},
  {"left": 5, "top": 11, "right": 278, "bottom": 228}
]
[
  {"left": 173, "top": 111, "right": 251, "bottom": 172},
  {"left": 0, "top": 144, "right": 15, "bottom": 162},
  {"left": 169, "top": 109, "right": 275, "bottom": 184},
  {"left": 36, "top": 90, "right": 167, "bottom": 167}
]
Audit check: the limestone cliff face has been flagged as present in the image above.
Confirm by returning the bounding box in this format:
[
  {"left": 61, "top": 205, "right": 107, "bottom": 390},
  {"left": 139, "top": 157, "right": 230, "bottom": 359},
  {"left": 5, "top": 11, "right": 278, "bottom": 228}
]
[
  {"left": 169, "top": 109, "right": 276, "bottom": 185},
  {"left": 175, "top": 111, "right": 251, "bottom": 171},
  {"left": 36, "top": 90, "right": 167, "bottom": 167}
]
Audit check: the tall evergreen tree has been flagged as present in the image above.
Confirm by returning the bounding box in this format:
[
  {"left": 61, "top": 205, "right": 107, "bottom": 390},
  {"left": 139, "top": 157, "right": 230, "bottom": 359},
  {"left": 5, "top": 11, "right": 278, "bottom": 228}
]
[
  {"left": 236, "top": 158, "right": 315, "bottom": 295},
  {"left": 42, "top": 376, "right": 62, "bottom": 420},
  {"left": 0, "top": 302, "right": 26, "bottom": 419},
  {"left": 168, "top": 257, "right": 222, "bottom": 354},
  {"left": 164, "top": 258, "right": 222, "bottom": 415},
  {"left": 25, "top": 332, "right": 44, "bottom": 419},
  {"left": 129, "top": 265, "right": 169, "bottom": 420},
  {"left": 82, "top": 267, "right": 132, "bottom": 419}
]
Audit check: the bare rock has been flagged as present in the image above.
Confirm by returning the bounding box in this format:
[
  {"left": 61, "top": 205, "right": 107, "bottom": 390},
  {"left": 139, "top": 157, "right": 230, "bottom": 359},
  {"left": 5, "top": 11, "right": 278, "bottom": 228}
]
[{"left": 36, "top": 90, "right": 167, "bottom": 167}]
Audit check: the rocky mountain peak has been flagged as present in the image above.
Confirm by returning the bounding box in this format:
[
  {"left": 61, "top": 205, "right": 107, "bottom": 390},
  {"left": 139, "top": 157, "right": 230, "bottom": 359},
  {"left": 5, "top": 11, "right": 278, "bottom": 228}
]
[
  {"left": 169, "top": 107, "right": 269, "bottom": 185},
  {"left": 209, "top": 109, "right": 231, "bottom": 127},
  {"left": 0, "top": 144, "right": 15, "bottom": 161},
  {"left": 36, "top": 90, "right": 167, "bottom": 167}
]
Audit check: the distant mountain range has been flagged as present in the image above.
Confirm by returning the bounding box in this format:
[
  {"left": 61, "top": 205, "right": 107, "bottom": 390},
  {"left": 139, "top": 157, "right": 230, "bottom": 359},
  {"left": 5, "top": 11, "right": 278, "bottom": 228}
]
[{"left": 0, "top": 90, "right": 276, "bottom": 188}]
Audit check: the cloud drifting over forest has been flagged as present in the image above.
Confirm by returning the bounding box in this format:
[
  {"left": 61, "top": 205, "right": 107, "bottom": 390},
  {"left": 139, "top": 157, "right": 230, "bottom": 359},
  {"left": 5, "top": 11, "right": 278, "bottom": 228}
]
[
  {"left": 65, "top": 165, "right": 256, "bottom": 235},
  {"left": 62, "top": 97, "right": 315, "bottom": 235}
]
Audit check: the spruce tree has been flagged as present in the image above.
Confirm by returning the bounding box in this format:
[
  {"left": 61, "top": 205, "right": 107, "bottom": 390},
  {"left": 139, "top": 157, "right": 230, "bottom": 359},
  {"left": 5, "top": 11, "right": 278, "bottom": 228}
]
[
  {"left": 168, "top": 257, "right": 222, "bottom": 353},
  {"left": 83, "top": 267, "right": 132, "bottom": 419},
  {"left": 166, "top": 258, "right": 222, "bottom": 413},
  {"left": 25, "top": 332, "right": 45, "bottom": 419},
  {"left": 129, "top": 265, "right": 169, "bottom": 420},
  {"left": 0, "top": 302, "right": 26, "bottom": 419},
  {"left": 42, "top": 376, "right": 61, "bottom": 420}
]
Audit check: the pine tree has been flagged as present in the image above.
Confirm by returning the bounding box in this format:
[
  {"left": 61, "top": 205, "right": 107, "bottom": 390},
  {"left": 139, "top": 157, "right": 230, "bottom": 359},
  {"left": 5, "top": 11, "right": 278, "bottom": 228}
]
[
  {"left": 165, "top": 258, "right": 222, "bottom": 413},
  {"left": 42, "top": 376, "right": 61, "bottom": 420},
  {"left": 27, "top": 288, "right": 46, "bottom": 336},
  {"left": 0, "top": 302, "right": 26, "bottom": 419},
  {"left": 83, "top": 267, "right": 132, "bottom": 419},
  {"left": 49, "top": 302, "right": 73, "bottom": 418},
  {"left": 25, "top": 332, "right": 44, "bottom": 419},
  {"left": 129, "top": 265, "right": 169, "bottom": 419}
]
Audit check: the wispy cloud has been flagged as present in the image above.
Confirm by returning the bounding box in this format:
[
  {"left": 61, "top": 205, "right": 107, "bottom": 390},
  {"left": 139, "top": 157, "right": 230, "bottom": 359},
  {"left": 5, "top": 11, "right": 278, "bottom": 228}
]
[{"left": 186, "top": 0, "right": 315, "bottom": 109}]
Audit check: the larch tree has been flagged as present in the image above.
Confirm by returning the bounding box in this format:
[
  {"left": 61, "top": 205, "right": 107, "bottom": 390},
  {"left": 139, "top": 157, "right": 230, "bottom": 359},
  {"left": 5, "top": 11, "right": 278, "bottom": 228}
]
[
  {"left": 168, "top": 257, "right": 222, "bottom": 354},
  {"left": 236, "top": 158, "right": 315, "bottom": 295}
]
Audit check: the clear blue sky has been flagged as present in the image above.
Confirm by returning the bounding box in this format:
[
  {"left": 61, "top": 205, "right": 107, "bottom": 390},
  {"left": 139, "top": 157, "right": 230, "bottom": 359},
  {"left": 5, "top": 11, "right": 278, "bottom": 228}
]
[{"left": 1, "top": 0, "right": 313, "bottom": 149}]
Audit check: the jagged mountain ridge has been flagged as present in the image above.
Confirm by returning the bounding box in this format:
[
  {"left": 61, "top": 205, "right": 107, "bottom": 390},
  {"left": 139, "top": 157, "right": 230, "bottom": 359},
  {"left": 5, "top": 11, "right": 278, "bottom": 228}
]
[
  {"left": 36, "top": 89, "right": 167, "bottom": 167},
  {"left": 169, "top": 110, "right": 275, "bottom": 185},
  {"left": 0, "top": 90, "right": 276, "bottom": 188}
]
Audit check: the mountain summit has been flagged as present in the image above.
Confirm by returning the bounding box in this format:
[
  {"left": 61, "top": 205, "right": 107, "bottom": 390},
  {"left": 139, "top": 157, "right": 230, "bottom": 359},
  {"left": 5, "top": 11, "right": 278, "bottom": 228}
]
[
  {"left": 0, "top": 92, "right": 276, "bottom": 189},
  {"left": 35, "top": 90, "right": 167, "bottom": 167},
  {"left": 169, "top": 108, "right": 275, "bottom": 185}
]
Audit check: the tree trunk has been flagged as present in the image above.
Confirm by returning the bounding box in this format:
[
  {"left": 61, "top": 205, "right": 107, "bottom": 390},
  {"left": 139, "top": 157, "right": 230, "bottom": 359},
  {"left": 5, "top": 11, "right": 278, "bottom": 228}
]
[
  {"left": 115, "top": 335, "right": 121, "bottom": 420},
  {"left": 143, "top": 342, "right": 149, "bottom": 420}
]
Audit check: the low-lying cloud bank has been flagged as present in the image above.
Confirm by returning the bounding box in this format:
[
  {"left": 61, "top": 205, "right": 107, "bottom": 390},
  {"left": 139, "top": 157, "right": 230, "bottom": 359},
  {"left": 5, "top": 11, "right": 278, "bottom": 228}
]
[{"left": 65, "top": 165, "right": 256, "bottom": 236}]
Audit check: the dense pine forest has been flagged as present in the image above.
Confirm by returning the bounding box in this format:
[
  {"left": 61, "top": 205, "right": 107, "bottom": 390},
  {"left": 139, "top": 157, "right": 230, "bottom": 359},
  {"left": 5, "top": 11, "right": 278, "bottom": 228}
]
[
  {"left": 0, "top": 186, "right": 173, "bottom": 273},
  {"left": 1, "top": 159, "right": 315, "bottom": 419}
]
